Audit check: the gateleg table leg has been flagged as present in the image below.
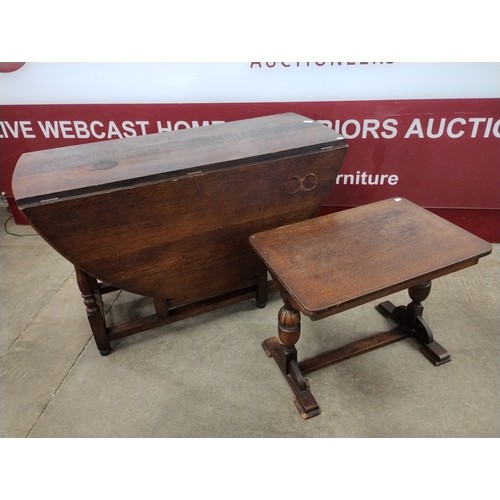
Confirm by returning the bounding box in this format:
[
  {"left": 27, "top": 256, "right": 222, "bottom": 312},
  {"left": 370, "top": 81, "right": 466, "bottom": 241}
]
[
  {"left": 75, "top": 266, "right": 112, "bottom": 356},
  {"left": 255, "top": 269, "right": 268, "bottom": 308}
]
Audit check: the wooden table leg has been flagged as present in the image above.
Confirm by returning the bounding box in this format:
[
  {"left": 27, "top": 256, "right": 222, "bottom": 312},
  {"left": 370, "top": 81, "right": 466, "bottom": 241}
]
[
  {"left": 75, "top": 267, "right": 112, "bottom": 356},
  {"left": 262, "top": 297, "right": 320, "bottom": 419},
  {"left": 377, "top": 281, "right": 451, "bottom": 366},
  {"left": 255, "top": 270, "right": 268, "bottom": 308}
]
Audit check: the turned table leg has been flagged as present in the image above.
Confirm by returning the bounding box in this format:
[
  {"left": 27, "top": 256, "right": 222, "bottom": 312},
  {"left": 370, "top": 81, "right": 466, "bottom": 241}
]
[
  {"left": 377, "top": 281, "right": 451, "bottom": 366},
  {"left": 75, "top": 267, "right": 112, "bottom": 356},
  {"left": 262, "top": 297, "right": 320, "bottom": 419},
  {"left": 255, "top": 269, "right": 268, "bottom": 308}
]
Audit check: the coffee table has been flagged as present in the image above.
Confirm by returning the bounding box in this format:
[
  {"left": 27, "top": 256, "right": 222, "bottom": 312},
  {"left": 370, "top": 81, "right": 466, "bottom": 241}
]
[{"left": 249, "top": 198, "right": 492, "bottom": 419}]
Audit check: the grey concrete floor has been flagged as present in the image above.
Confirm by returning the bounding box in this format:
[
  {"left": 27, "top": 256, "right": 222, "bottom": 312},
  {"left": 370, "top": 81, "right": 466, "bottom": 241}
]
[{"left": 1, "top": 204, "right": 499, "bottom": 438}]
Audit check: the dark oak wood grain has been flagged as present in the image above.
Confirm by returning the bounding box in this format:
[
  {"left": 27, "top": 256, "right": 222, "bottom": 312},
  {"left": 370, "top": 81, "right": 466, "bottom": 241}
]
[
  {"left": 250, "top": 198, "right": 492, "bottom": 319},
  {"left": 13, "top": 113, "right": 344, "bottom": 204},
  {"left": 250, "top": 197, "right": 492, "bottom": 418},
  {"left": 12, "top": 113, "right": 347, "bottom": 354}
]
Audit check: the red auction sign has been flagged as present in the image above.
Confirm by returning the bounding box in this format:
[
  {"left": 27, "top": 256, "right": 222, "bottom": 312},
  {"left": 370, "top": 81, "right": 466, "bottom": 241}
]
[{"left": 1, "top": 63, "right": 499, "bottom": 241}]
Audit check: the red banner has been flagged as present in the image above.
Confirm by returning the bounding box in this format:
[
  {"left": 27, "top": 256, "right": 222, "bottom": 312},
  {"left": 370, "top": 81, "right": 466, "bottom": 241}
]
[{"left": 1, "top": 99, "right": 499, "bottom": 240}]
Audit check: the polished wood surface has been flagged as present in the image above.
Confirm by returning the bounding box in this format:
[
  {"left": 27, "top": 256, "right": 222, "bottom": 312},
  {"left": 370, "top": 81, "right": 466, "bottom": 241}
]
[
  {"left": 250, "top": 198, "right": 492, "bottom": 319},
  {"left": 13, "top": 113, "right": 347, "bottom": 302},
  {"left": 12, "top": 113, "right": 348, "bottom": 354},
  {"left": 13, "top": 113, "right": 344, "bottom": 203},
  {"left": 250, "top": 198, "right": 492, "bottom": 418}
]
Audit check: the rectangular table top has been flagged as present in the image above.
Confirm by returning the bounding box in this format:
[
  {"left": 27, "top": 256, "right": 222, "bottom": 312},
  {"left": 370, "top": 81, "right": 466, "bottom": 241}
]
[{"left": 249, "top": 198, "right": 492, "bottom": 319}]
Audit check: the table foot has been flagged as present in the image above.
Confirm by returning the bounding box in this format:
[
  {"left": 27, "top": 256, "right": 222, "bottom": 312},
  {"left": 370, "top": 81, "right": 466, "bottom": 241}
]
[
  {"left": 419, "top": 340, "right": 451, "bottom": 366},
  {"left": 262, "top": 337, "right": 321, "bottom": 419},
  {"left": 376, "top": 282, "right": 451, "bottom": 366},
  {"left": 262, "top": 337, "right": 274, "bottom": 358},
  {"left": 294, "top": 394, "right": 321, "bottom": 420}
]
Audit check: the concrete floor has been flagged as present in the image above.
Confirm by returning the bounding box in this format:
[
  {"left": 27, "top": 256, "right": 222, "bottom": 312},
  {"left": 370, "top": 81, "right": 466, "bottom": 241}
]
[{"left": 1, "top": 204, "right": 499, "bottom": 438}]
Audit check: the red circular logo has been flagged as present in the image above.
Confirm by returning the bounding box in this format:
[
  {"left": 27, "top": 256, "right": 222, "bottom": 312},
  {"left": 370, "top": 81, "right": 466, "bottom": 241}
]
[{"left": 0, "top": 62, "right": 25, "bottom": 73}]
